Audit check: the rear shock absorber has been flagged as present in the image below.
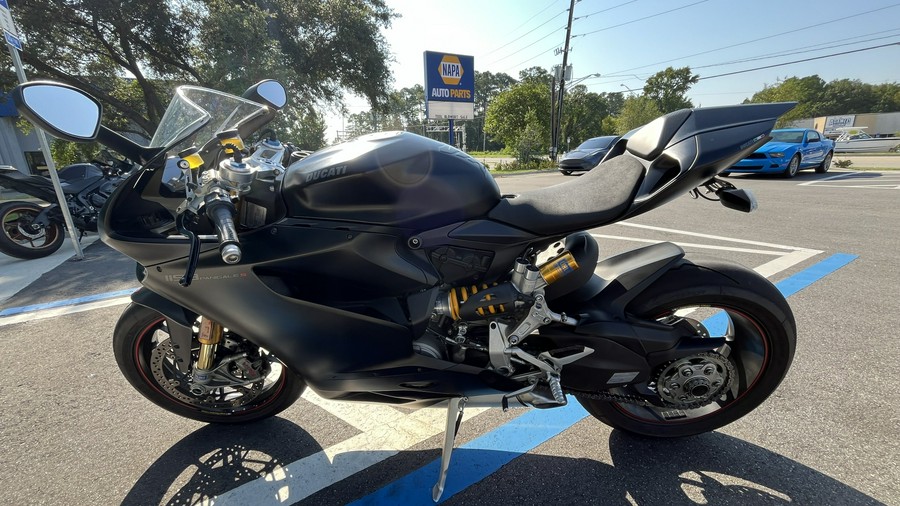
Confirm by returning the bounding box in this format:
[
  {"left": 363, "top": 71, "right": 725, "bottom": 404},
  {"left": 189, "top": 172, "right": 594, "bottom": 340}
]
[{"left": 444, "top": 284, "right": 509, "bottom": 320}]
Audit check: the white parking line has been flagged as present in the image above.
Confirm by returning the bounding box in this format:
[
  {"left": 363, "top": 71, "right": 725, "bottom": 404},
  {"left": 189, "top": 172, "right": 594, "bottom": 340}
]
[{"left": 798, "top": 171, "right": 900, "bottom": 189}]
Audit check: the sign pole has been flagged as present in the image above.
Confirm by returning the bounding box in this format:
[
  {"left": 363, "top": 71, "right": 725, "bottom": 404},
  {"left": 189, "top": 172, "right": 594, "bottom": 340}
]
[
  {"left": 448, "top": 119, "right": 454, "bottom": 147},
  {"left": 6, "top": 43, "right": 85, "bottom": 259}
]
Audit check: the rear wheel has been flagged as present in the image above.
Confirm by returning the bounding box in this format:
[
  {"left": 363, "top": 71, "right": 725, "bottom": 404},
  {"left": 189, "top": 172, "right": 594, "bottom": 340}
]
[
  {"left": 561, "top": 170, "right": 573, "bottom": 176},
  {"left": 578, "top": 259, "right": 796, "bottom": 437},
  {"left": 113, "top": 303, "right": 305, "bottom": 424},
  {"left": 0, "top": 201, "right": 65, "bottom": 259}
]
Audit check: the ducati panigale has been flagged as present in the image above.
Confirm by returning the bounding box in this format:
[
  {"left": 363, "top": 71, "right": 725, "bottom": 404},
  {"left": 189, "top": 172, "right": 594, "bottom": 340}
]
[{"left": 13, "top": 79, "right": 796, "bottom": 500}]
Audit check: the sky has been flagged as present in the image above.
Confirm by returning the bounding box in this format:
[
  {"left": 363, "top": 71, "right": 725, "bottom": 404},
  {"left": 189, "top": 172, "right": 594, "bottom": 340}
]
[{"left": 325, "top": 0, "right": 900, "bottom": 138}]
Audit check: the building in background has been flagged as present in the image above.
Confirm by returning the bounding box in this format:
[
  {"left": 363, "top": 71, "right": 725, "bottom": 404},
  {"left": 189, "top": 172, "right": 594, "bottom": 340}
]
[{"left": 0, "top": 92, "right": 42, "bottom": 174}]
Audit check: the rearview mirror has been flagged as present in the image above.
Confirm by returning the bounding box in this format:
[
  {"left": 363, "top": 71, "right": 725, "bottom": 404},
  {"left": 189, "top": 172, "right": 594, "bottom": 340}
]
[
  {"left": 12, "top": 82, "right": 102, "bottom": 142},
  {"left": 242, "top": 79, "right": 287, "bottom": 110}
]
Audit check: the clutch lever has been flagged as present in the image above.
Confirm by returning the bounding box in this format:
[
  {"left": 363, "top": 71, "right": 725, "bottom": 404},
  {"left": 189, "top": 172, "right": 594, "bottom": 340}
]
[{"left": 176, "top": 212, "right": 201, "bottom": 287}]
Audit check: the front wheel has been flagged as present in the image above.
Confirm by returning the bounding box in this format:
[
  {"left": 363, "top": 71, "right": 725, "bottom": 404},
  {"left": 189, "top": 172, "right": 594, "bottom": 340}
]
[
  {"left": 0, "top": 201, "right": 65, "bottom": 259},
  {"left": 113, "top": 303, "right": 305, "bottom": 424},
  {"left": 816, "top": 152, "right": 832, "bottom": 173},
  {"left": 782, "top": 155, "right": 800, "bottom": 178},
  {"left": 578, "top": 259, "right": 796, "bottom": 437}
]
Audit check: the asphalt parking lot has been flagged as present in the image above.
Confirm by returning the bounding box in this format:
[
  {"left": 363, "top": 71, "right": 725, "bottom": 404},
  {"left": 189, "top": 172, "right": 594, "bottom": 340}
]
[{"left": 0, "top": 169, "right": 897, "bottom": 505}]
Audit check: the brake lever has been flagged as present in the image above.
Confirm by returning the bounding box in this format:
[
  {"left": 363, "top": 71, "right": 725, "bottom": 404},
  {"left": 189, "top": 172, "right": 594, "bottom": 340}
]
[{"left": 176, "top": 212, "right": 201, "bottom": 287}]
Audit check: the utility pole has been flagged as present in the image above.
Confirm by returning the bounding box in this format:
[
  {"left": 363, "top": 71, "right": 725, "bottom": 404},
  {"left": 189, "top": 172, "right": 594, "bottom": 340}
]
[
  {"left": 552, "top": 0, "right": 576, "bottom": 162},
  {"left": 549, "top": 72, "right": 557, "bottom": 159}
]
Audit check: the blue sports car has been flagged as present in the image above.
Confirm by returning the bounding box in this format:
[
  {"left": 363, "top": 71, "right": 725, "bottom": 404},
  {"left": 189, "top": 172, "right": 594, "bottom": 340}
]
[{"left": 725, "top": 128, "right": 834, "bottom": 178}]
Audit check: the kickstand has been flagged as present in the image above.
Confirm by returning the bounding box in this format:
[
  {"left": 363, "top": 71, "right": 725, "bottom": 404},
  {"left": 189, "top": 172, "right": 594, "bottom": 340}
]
[{"left": 432, "top": 397, "right": 466, "bottom": 502}]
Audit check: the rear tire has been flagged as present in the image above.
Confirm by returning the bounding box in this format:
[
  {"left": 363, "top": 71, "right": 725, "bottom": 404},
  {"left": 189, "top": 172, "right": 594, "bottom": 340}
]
[
  {"left": 113, "top": 303, "right": 305, "bottom": 424},
  {"left": 561, "top": 170, "right": 573, "bottom": 176},
  {"left": 0, "top": 201, "right": 65, "bottom": 259},
  {"left": 578, "top": 259, "right": 796, "bottom": 438}
]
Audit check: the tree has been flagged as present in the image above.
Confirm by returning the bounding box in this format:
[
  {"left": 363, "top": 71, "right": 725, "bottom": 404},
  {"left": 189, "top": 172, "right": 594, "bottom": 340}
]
[
  {"left": 290, "top": 108, "right": 327, "bottom": 150},
  {"left": 484, "top": 80, "right": 550, "bottom": 156},
  {"left": 643, "top": 66, "right": 698, "bottom": 114},
  {"left": 559, "top": 85, "right": 617, "bottom": 150},
  {"left": 468, "top": 71, "right": 516, "bottom": 151},
  {"left": 744, "top": 75, "right": 826, "bottom": 127},
  {"left": 6, "top": 0, "right": 396, "bottom": 140},
  {"left": 615, "top": 96, "right": 661, "bottom": 134}
]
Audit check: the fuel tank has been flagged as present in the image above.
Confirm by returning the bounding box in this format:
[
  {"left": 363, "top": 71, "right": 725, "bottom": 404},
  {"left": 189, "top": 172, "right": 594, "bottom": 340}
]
[{"left": 282, "top": 131, "right": 501, "bottom": 228}]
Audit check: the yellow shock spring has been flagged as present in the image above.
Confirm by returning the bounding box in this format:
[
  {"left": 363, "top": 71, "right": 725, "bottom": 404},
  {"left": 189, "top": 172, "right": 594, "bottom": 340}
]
[{"left": 447, "top": 283, "right": 506, "bottom": 320}]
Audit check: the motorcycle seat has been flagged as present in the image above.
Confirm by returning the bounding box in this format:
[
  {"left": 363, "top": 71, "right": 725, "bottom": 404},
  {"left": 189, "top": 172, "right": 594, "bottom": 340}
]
[
  {"left": 487, "top": 153, "right": 645, "bottom": 235},
  {"left": 487, "top": 108, "right": 698, "bottom": 236}
]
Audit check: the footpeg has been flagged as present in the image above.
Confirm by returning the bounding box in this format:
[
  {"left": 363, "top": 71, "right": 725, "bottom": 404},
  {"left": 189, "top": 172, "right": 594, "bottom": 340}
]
[{"left": 433, "top": 397, "right": 466, "bottom": 502}]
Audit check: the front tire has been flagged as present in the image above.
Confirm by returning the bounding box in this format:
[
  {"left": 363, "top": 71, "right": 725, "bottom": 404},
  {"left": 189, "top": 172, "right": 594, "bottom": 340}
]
[
  {"left": 782, "top": 155, "right": 800, "bottom": 178},
  {"left": 113, "top": 303, "right": 305, "bottom": 424},
  {"left": 0, "top": 201, "right": 65, "bottom": 259},
  {"left": 816, "top": 152, "right": 832, "bottom": 173},
  {"left": 578, "top": 259, "right": 796, "bottom": 438}
]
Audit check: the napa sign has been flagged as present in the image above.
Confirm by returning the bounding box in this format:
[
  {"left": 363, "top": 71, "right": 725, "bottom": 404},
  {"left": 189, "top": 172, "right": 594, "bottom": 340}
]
[{"left": 424, "top": 51, "right": 474, "bottom": 120}]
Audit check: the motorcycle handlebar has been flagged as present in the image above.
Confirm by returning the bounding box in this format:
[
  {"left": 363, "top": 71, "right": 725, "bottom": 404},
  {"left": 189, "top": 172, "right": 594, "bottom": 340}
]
[{"left": 204, "top": 196, "right": 241, "bottom": 264}]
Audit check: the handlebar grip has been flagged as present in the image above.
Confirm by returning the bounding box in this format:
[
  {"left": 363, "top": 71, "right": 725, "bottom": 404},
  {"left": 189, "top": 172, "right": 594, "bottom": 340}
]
[{"left": 205, "top": 199, "right": 242, "bottom": 264}]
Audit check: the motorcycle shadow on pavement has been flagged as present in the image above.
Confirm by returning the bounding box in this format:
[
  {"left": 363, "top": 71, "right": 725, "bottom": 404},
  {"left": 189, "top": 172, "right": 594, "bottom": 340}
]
[
  {"left": 119, "top": 421, "right": 883, "bottom": 505},
  {"left": 442, "top": 429, "right": 882, "bottom": 506},
  {"left": 120, "top": 417, "right": 321, "bottom": 505}
]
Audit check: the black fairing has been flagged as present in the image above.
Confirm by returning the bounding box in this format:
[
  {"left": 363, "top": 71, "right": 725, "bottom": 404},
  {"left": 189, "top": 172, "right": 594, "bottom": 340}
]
[{"left": 283, "top": 131, "right": 501, "bottom": 229}]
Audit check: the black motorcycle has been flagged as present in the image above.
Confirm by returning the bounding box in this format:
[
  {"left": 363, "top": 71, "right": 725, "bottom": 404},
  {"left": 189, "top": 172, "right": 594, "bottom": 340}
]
[
  {"left": 13, "top": 80, "right": 796, "bottom": 500},
  {"left": 0, "top": 153, "right": 133, "bottom": 259}
]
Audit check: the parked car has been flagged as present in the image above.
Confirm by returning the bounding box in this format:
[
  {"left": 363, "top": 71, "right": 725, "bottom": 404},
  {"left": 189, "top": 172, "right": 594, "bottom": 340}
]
[
  {"left": 558, "top": 135, "right": 620, "bottom": 175},
  {"left": 724, "top": 128, "right": 834, "bottom": 178}
]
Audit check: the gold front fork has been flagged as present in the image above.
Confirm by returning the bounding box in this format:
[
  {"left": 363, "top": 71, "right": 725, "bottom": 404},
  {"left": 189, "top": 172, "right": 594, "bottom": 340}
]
[{"left": 196, "top": 317, "right": 224, "bottom": 371}]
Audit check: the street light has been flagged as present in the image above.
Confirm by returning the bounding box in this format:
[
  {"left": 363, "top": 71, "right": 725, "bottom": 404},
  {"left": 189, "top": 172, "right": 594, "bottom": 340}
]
[
  {"left": 620, "top": 84, "right": 639, "bottom": 95},
  {"left": 571, "top": 73, "right": 601, "bottom": 87}
]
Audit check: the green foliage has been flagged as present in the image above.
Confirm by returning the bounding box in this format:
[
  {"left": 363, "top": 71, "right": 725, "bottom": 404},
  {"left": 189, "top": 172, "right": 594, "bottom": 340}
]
[
  {"left": 50, "top": 140, "right": 101, "bottom": 168},
  {"left": 518, "top": 67, "right": 552, "bottom": 86},
  {"left": 833, "top": 159, "right": 853, "bottom": 168},
  {"left": 492, "top": 158, "right": 556, "bottom": 172},
  {"left": 559, "top": 86, "right": 619, "bottom": 148},
  {"left": 643, "top": 66, "right": 698, "bottom": 114},
  {"left": 467, "top": 71, "right": 517, "bottom": 152},
  {"left": 9, "top": 0, "right": 396, "bottom": 139},
  {"left": 515, "top": 110, "right": 544, "bottom": 163},
  {"left": 615, "top": 96, "right": 661, "bottom": 135},
  {"left": 743, "top": 76, "right": 900, "bottom": 126},
  {"left": 485, "top": 80, "right": 550, "bottom": 156}
]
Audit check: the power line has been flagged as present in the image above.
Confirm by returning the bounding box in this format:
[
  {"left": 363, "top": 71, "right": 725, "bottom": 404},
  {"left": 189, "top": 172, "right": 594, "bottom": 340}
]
[
  {"left": 574, "top": 0, "right": 639, "bottom": 21},
  {"left": 483, "top": 10, "right": 568, "bottom": 63},
  {"left": 699, "top": 42, "right": 900, "bottom": 80},
  {"left": 692, "top": 33, "right": 900, "bottom": 70},
  {"left": 572, "top": 0, "right": 709, "bottom": 38},
  {"left": 599, "top": 3, "right": 900, "bottom": 76},
  {"left": 487, "top": 25, "right": 566, "bottom": 66}
]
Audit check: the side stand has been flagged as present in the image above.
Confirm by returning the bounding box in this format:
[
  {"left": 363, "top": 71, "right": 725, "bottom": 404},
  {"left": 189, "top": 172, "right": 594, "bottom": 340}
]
[{"left": 432, "top": 397, "right": 466, "bottom": 502}]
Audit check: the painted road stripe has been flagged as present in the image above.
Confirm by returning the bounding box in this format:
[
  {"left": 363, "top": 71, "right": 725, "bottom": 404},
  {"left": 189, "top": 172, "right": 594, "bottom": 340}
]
[
  {"left": 207, "top": 391, "right": 488, "bottom": 505},
  {"left": 350, "top": 253, "right": 857, "bottom": 505},
  {"left": 773, "top": 253, "right": 857, "bottom": 297},
  {"left": 349, "top": 402, "right": 589, "bottom": 506},
  {"left": 0, "top": 296, "right": 134, "bottom": 327},
  {"left": 0, "top": 288, "right": 138, "bottom": 317}
]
